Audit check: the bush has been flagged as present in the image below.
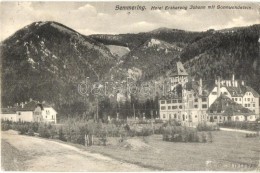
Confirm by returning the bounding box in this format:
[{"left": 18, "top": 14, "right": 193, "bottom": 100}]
[
  {"left": 28, "top": 128, "right": 35, "bottom": 136},
  {"left": 38, "top": 124, "right": 51, "bottom": 138},
  {"left": 162, "top": 126, "right": 200, "bottom": 143},
  {"left": 197, "top": 122, "right": 219, "bottom": 131},
  {"left": 245, "top": 133, "right": 259, "bottom": 138},
  {"left": 201, "top": 132, "right": 207, "bottom": 143},
  {"left": 220, "top": 121, "right": 259, "bottom": 131},
  {"left": 154, "top": 119, "right": 164, "bottom": 124},
  {"left": 1, "top": 122, "right": 11, "bottom": 131},
  {"left": 58, "top": 127, "right": 67, "bottom": 141},
  {"left": 130, "top": 126, "right": 153, "bottom": 137}
]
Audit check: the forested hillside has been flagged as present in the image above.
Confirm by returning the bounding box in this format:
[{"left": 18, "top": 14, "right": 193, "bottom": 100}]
[{"left": 1, "top": 21, "right": 259, "bottom": 120}]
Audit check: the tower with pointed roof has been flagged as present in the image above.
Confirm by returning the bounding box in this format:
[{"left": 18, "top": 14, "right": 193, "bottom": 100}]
[{"left": 169, "top": 61, "right": 188, "bottom": 90}]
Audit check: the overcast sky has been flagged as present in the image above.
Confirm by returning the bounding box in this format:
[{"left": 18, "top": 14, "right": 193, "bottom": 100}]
[{"left": 0, "top": 1, "right": 259, "bottom": 41}]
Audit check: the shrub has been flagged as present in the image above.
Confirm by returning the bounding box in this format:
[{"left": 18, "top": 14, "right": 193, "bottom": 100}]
[
  {"left": 1, "top": 122, "right": 11, "bottom": 131},
  {"left": 201, "top": 132, "right": 207, "bottom": 143},
  {"left": 197, "top": 122, "right": 219, "bottom": 131},
  {"left": 154, "top": 119, "right": 164, "bottom": 124},
  {"left": 162, "top": 126, "right": 200, "bottom": 143},
  {"left": 28, "top": 128, "right": 35, "bottom": 136},
  {"left": 38, "top": 124, "right": 51, "bottom": 138},
  {"left": 58, "top": 127, "right": 67, "bottom": 141},
  {"left": 220, "top": 121, "right": 259, "bottom": 131},
  {"left": 130, "top": 126, "right": 153, "bottom": 137}
]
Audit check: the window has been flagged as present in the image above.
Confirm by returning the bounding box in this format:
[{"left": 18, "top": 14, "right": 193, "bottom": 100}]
[
  {"left": 161, "top": 106, "right": 166, "bottom": 110},
  {"left": 244, "top": 98, "right": 246, "bottom": 101},
  {"left": 172, "top": 106, "right": 177, "bottom": 109},
  {"left": 179, "top": 105, "right": 182, "bottom": 109},
  {"left": 224, "top": 92, "right": 228, "bottom": 95},
  {"left": 212, "top": 92, "right": 217, "bottom": 95},
  {"left": 214, "top": 116, "right": 217, "bottom": 119},
  {"left": 235, "top": 98, "right": 237, "bottom": 101},
  {"left": 248, "top": 98, "right": 250, "bottom": 101},
  {"left": 239, "top": 98, "right": 241, "bottom": 101},
  {"left": 245, "top": 104, "right": 247, "bottom": 107},
  {"left": 169, "top": 114, "right": 171, "bottom": 119},
  {"left": 46, "top": 110, "right": 50, "bottom": 115},
  {"left": 161, "top": 101, "right": 165, "bottom": 104},
  {"left": 174, "top": 114, "right": 177, "bottom": 119},
  {"left": 210, "top": 110, "right": 213, "bottom": 113},
  {"left": 46, "top": 116, "right": 47, "bottom": 118},
  {"left": 163, "top": 114, "right": 166, "bottom": 118},
  {"left": 194, "top": 105, "right": 198, "bottom": 108},
  {"left": 202, "top": 98, "right": 207, "bottom": 102},
  {"left": 18, "top": 112, "right": 21, "bottom": 115},
  {"left": 253, "top": 104, "right": 255, "bottom": 107},
  {"left": 52, "top": 115, "right": 54, "bottom": 120},
  {"left": 172, "top": 100, "right": 177, "bottom": 103},
  {"left": 194, "top": 98, "right": 198, "bottom": 102},
  {"left": 232, "top": 98, "right": 234, "bottom": 101},
  {"left": 195, "top": 115, "right": 197, "bottom": 118},
  {"left": 168, "top": 106, "right": 171, "bottom": 110},
  {"left": 167, "top": 100, "right": 171, "bottom": 104},
  {"left": 178, "top": 100, "right": 182, "bottom": 103},
  {"left": 252, "top": 98, "right": 254, "bottom": 102},
  {"left": 248, "top": 104, "right": 250, "bottom": 107},
  {"left": 202, "top": 104, "right": 207, "bottom": 108}
]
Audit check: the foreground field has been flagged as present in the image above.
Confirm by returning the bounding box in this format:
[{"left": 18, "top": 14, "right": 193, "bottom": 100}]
[
  {"left": 85, "top": 131, "right": 260, "bottom": 171},
  {"left": 1, "top": 130, "right": 150, "bottom": 171},
  {"left": 1, "top": 130, "right": 259, "bottom": 171}
]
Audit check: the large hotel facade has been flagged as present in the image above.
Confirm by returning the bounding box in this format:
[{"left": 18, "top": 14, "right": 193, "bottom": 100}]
[{"left": 159, "top": 61, "right": 259, "bottom": 125}]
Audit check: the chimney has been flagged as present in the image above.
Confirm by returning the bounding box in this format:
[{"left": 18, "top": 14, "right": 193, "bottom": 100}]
[
  {"left": 199, "top": 78, "right": 202, "bottom": 95},
  {"left": 30, "top": 98, "right": 33, "bottom": 102},
  {"left": 235, "top": 81, "right": 238, "bottom": 87},
  {"left": 241, "top": 80, "right": 245, "bottom": 86},
  {"left": 217, "top": 77, "right": 221, "bottom": 97},
  {"left": 215, "top": 79, "right": 217, "bottom": 85},
  {"left": 21, "top": 102, "right": 24, "bottom": 108}
]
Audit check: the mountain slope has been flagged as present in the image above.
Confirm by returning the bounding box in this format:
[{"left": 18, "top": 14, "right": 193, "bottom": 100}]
[
  {"left": 1, "top": 21, "right": 116, "bottom": 109},
  {"left": 182, "top": 24, "right": 260, "bottom": 93}
]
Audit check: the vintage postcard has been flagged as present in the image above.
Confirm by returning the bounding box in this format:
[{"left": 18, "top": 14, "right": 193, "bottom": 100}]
[{"left": 1, "top": 1, "right": 260, "bottom": 172}]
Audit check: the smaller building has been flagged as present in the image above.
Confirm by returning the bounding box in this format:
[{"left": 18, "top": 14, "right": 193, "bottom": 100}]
[
  {"left": 1, "top": 107, "right": 17, "bottom": 121},
  {"left": 207, "top": 95, "right": 257, "bottom": 123},
  {"left": 1, "top": 100, "right": 57, "bottom": 124}
]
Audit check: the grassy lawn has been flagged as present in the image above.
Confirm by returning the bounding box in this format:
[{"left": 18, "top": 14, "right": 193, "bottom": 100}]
[{"left": 85, "top": 131, "right": 260, "bottom": 171}]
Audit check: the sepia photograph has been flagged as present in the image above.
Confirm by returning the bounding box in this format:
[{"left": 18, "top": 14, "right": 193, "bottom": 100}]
[{"left": 1, "top": 1, "right": 260, "bottom": 171}]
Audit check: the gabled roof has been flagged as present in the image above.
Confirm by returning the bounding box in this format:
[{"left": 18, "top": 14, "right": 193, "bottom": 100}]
[
  {"left": 169, "top": 61, "right": 188, "bottom": 77},
  {"left": 244, "top": 86, "right": 259, "bottom": 97},
  {"left": 208, "top": 95, "right": 254, "bottom": 116},
  {"left": 16, "top": 100, "right": 41, "bottom": 111}
]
